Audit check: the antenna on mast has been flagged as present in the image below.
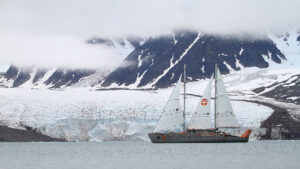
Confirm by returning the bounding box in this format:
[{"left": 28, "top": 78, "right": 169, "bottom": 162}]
[{"left": 183, "top": 64, "right": 187, "bottom": 131}]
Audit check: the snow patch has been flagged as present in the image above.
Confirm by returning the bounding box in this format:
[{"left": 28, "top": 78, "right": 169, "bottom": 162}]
[
  {"left": 201, "top": 65, "right": 205, "bottom": 73},
  {"left": 137, "top": 54, "right": 142, "bottom": 68},
  {"left": 239, "top": 48, "right": 244, "bottom": 55},
  {"left": 223, "top": 61, "right": 235, "bottom": 73},
  {"left": 172, "top": 32, "right": 178, "bottom": 45},
  {"left": 150, "top": 32, "right": 202, "bottom": 86}
]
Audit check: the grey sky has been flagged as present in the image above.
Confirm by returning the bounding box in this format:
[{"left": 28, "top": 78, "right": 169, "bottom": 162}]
[{"left": 0, "top": 0, "right": 299, "bottom": 71}]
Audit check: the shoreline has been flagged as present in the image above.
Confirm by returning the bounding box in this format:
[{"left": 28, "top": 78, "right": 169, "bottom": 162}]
[
  {"left": 234, "top": 99, "right": 300, "bottom": 140},
  {"left": 0, "top": 125, "right": 66, "bottom": 142}
]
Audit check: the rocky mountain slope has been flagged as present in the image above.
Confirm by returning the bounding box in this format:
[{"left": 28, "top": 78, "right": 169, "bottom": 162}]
[
  {"left": 101, "top": 31, "right": 285, "bottom": 88},
  {"left": 0, "top": 65, "right": 96, "bottom": 88},
  {"left": 253, "top": 74, "right": 300, "bottom": 104},
  {"left": 1, "top": 31, "right": 299, "bottom": 90}
]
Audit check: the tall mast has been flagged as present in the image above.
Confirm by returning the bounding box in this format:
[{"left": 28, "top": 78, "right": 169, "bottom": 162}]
[
  {"left": 183, "top": 64, "right": 187, "bottom": 131},
  {"left": 214, "top": 64, "right": 217, "bottom": 130}
]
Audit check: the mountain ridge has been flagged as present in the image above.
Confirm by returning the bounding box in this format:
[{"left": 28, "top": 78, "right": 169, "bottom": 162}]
[
  {"left": 1, "top": 31, "right": 299, "bottom": 90},
  {"left": 101, "top": 31, "right": 285, "bottom": 88}
]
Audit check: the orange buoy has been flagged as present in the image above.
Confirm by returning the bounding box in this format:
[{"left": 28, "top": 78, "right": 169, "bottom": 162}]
[{"left": 201, "top": 99, "right": 208, "bottom": 106}]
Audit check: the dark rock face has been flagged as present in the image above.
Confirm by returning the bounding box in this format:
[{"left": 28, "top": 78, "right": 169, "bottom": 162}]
[
  {"left": 13, "top": 71, "right": 31, "bottom": 87},
  {"left": 102, "top": 32, "right": 285, "bottom": 88},
  {"left": 253, "top": 75, "right": 300, "bottom": 104},
  {"left": 44, "top": 69, "right": 96, "bottom": 88},
  {"left": 4, "top": 65, "right": 19, "bottom": 80},
  {"left": 297, "top": 35, "right": 300, "bottom": 42},
  {"left": 4, "top": 65, "right": 33, "bottom": 87},
  {"left": 32, "top": 68, "right": 47, "bottom": 84}
]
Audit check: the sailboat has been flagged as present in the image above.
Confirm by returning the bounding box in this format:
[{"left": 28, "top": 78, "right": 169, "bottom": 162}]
[{"left": 148, "top": 65, "right": 252, "bottom": 143}]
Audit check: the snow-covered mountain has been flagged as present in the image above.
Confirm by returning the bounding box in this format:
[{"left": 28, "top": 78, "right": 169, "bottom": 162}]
[
  {"left": 253, "top": 74, "right": 300, "bottom": 104},
  {"left": 0, "top": 38, "right": 136, "bottom": 89},
  {"left": 0, "top": 65, "right": 95, "bottom": 88},
  {"left": 248, "top": 30, "right": 300, "bottom": 104},
  {"left": 269, "top": 30, "right": 300, "bottom": 64},
  {"left": 1, "top": 30, "right": 299, "bottom": 90},
  {"left": 101, "top": 31, "right": 285, "bottom": 88}
]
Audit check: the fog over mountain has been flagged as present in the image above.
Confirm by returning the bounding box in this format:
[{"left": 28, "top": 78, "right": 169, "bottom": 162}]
[{"left": 0, "top": 0, "right": 300, "bottom": 69}]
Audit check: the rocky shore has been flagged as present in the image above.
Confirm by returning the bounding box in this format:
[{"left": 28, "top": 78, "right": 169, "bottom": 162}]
[
  {"left": 0, "top": 125, "right": 65, "bottom": 142},
  {"left": 236, "top": 99, "right": 300, "bottom": 140},
  {"left": 259, "top": 102, "right": 300, "bottom": 140}
]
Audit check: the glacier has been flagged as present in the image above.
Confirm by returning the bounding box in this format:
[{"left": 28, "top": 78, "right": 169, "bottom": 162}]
[{"left": 0, "top": 79, "right": 274, "bottom": 141}]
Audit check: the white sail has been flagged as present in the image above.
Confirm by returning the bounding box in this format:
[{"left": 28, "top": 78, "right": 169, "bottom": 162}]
[
  {"left": 187, "top": 75, "right": 213, "bottom": 130},
  {"left": 215, "top": 67, "right": 239, "bottom": 128},
  {"left": 154, "top": 77, "right": 184, "bottom": 132}
]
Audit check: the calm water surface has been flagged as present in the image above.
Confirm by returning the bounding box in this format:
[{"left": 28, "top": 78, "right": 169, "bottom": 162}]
[{"left": 0, "top": 141, "right": 299, "bottom": 169}]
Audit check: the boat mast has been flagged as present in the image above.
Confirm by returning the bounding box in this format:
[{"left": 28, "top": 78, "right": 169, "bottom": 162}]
[
  {"left": 214, "top": 64, "right": 217, "bottom": 130},
  {"left": 183, "top": 64, "right": 187, "bottom": 131}
]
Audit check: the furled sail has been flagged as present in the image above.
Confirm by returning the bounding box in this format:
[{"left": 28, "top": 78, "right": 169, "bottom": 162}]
[
  {"left": 187, "top": 75, "right": 213, "bottom": 130},
  {"left": 215, "top": 67, "right": 239, "bottom": 128},
  {"left": 154, "top": 77, "right": 184, "bottom": 132}
]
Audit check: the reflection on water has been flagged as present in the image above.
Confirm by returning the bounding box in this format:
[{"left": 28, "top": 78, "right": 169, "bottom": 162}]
[{"left": 0, "top": 141, "right": 299, "bottom": 169}]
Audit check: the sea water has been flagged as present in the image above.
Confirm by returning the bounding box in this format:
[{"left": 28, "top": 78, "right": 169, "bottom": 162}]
[{"left": 0, "top": 141, "right": 299, "bottom": 169}]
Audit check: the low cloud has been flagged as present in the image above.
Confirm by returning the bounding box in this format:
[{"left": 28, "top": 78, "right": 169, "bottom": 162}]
[{"left": 0, "top": 34, "right": 120, "bottom": 69}]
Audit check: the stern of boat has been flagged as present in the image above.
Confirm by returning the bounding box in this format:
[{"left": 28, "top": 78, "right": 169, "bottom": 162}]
[{"left": 240, "top": 129, "right": 252, "bottom": 139}]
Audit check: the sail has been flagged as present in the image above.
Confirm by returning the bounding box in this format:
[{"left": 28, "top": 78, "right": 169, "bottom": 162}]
[
  {"left": 187, "top": 75, "right": 213, "bottom": 130},
  {"left": 154, "top": 77, "right": 184, "bottom": 132},
  {"left": 215, "top": 67, "right": 239, "bottom": 128}
]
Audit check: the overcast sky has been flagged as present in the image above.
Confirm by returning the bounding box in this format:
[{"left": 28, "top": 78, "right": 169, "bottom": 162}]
[{"left": 0, "top": 0, "right": 300, "bottom": 71}]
